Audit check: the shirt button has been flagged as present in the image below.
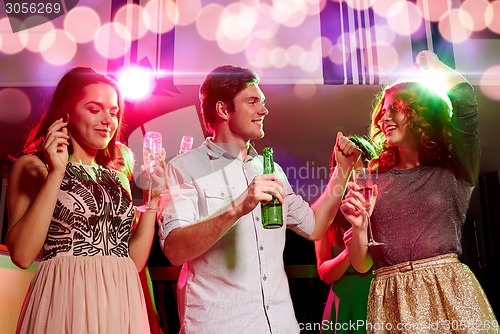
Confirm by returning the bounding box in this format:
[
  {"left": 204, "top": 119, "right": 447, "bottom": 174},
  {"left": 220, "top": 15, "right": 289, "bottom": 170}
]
[
  {"left": 266, "top": 305, "right": 270, "bottom": 310},
  {"left": 256, "top": 216, "right": 260, "bottom": 221},
  {"left": 259, "top": 245, "right": 264, "bottom": 251},
  {"left": 263, "top": 275, "right": 267, "bottom": 281}
]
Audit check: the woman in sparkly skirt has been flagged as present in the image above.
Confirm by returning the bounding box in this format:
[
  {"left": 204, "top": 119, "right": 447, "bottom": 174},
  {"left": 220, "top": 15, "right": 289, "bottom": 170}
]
[{"left": 341, "top": 51, "right": 498, "bottom": 333}]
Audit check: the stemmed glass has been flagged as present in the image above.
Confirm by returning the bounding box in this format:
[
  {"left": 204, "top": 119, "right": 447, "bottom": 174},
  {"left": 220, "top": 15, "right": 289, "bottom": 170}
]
[
  {"left": 178, "top": 135, "right": 193, "bottom": 155},
  {"left": 137, "top": 131, "right": 162, "bottom": 212},
  {"left": 352, "top": 167, "right": 384, "bottom": 246}
]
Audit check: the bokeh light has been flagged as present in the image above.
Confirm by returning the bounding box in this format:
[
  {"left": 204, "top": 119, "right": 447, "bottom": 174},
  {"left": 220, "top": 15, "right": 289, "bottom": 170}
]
[
  {"left": 253, "top": 4, "right": 280, "bottom": 40},
  {"left": 416, "top": 0, "right": 451, "bottom": 22},
  {"left": 460, "top": 0, "right": 490, "bottom": 32},
  {"left": 328, "top": 43, "right": 348, "bottom": 65},
  {"left": 294, "top": 80, "right": 318, "bottom": 100},
  {"left": 24, "top": 18, "right": 55, "bottom": 53},
  {"left": 64, "top": 6, "right": 101, "bottom": 44},
  {"left": 372, "top": 43, "right": 399, "bottom": 77},
  {"left": 287, "top": 45, "right": 307, "bottom": 67},
  {"left": 0, "top": 18, "right": 28, "bottom": 55},
  {"left": 268, "top": 47, "right": 289, "bottom": 69},
  {"left": 438, "top": 9, "right": 473, "bottom": 44},
  {"left": 144, "top": 0, "right": 176, "bottom": 34},
  {"left": 94, "top": 22, "right": 132, "bottom": 59},
  {"left": 114, "top": 4, "right": 150, "bottom": 41},
  {"left": 373, "top": 0, "right": 404, "bottom": 18},
  {"left": 479, "top": 65, "right": 500, "bottom": 101},
  {"left": 299, "top": 51, "right": 321, "bottom": 73},
  {"left": 196, "top": 3, "right": 224, "bottom": 41},
  {"left": 387, "top": 1, "right": 423, "bottom": 36},
  {"left": 270, "top": 0, "right": 307, "bottom": 28},
  {"left": 175, "top": 0, "right": 202, "bottom": 26},
  {"left": 40, "top": 29, "right": 77, "bottom": 66},
  {"left": 218, "top": 3, "right": 257, "bottom": 41},
  {"left": 486, "top": 0, "right": 500, "bottom": 34},
  {"left": 0, "top": 88, "right": 31, "bottom": 124}
]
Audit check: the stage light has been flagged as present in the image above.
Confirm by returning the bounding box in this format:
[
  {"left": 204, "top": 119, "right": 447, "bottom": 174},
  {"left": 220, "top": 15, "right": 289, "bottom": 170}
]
[{"left": 117, "top": 66, "right": 156, "bottom": 101}]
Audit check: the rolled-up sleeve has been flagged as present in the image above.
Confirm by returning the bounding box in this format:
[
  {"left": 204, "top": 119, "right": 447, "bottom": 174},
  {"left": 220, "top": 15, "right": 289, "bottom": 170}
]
[
  {"left": 158, "top": 160, "right": 199, "bottom": 250},
  {"left": 275, "top": 164, "right": 315, "bottom": 237}
]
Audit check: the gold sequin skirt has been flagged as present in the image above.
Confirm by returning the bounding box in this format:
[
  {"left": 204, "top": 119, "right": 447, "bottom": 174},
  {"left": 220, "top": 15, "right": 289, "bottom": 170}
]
[{"left": 367, "top": 254, "right": 498, "bottom": 333}]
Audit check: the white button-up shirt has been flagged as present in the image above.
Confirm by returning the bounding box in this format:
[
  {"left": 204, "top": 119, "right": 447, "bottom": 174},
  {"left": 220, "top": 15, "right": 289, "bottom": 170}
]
[{"left": 159, "top": 139, "right": 315, "bottom": 333}]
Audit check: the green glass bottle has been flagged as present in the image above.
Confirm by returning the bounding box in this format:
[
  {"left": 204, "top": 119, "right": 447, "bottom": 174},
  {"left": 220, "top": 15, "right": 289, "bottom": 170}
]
[{"left": 261, "top": 147, "right": 283, "bottom": 229}]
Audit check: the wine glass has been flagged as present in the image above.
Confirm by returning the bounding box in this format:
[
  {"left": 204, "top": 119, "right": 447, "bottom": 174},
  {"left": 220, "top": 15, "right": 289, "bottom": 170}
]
[
  {"left": 178, "top": 135, "right": 193, "bottom": 155},
  {"left": 352, "top": 167, "right": 384, "bottom": 246},
  {"left": 137, "top": 131, "right": 162, "bottom": 212}
]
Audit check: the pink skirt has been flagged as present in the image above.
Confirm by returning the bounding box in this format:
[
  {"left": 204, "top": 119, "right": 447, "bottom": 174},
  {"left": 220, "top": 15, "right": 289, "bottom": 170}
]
[{"left": 16, "top": 255, "right": 150, "bottom": 334}]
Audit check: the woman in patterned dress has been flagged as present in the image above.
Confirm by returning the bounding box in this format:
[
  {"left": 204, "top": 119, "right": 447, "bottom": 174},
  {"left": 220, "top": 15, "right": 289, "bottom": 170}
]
[{"left": 6, "top": 67, "right": 164, "bottom": 333}]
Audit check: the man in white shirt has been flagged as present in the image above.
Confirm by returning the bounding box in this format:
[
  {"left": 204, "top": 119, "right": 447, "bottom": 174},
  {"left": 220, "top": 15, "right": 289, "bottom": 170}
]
[{"left": 159, "top": 65, "right": 360, "bottom": 333}]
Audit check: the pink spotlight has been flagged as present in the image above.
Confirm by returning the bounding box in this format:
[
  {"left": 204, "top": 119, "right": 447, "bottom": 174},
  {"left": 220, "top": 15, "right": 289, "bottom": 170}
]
[{"left": 118, "top": 66, "right": 156, "bottom": 101}]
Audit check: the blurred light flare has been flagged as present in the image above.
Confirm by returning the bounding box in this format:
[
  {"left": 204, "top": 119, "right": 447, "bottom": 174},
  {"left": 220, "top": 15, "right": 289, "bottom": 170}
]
[{"left": 118, "top": 66, "right": 156, "bottom": 101}]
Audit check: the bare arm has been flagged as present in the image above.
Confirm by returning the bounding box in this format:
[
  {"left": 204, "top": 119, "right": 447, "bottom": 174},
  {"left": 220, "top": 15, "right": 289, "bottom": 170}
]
[
  {"left": 163, "top": 173, "right": 285, "bottom": 267},
  {"left": 6, "top": 119, "right": 69, "bottom": 269},
  {"left": 314, "top": 233, "right": 350, "bottom": 285},
  {"left": 308, "top": 132, "right": 361, "bottom": 240},
  {"left": 339, "top": 183, "right": 375, "bottom": 273},
  {"left": 116, "top": 167, "right": 164, "bottom": 271},
  {"left": 415, "top": 50, "right": 468, "bottom": 89}
]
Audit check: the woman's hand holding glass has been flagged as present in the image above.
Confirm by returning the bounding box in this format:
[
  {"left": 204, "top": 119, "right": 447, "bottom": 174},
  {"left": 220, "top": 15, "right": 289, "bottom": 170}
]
[
  {"left": 341, "top": 170, "right": 383, "bottom": 246},
  {"left": 137, "top": 131, "right": 166, "bottom": 212}
]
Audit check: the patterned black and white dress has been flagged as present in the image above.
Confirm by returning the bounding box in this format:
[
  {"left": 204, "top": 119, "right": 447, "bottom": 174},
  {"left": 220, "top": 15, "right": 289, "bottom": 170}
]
[{"left": 17, "top": 162, "right": 150, "bottom": 334}]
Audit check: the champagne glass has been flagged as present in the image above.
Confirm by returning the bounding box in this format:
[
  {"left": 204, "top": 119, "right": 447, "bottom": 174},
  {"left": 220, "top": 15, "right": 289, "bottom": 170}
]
[
  {"left": 178, "top": 135, "right": 193, "bottom": 155},
  {"left": 137, "top": 131, "right": 162, "bottom": 212},
  {"left": 352, "top": 167, "right": 384, "bottom": 246}
]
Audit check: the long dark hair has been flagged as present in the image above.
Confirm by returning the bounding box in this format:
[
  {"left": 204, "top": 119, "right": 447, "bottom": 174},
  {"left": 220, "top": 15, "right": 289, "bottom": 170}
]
[
  {"left": 369, "top": 81, "right": 452, "bottom": 172},
  {"left": 22, "top": 67, "right": 124, "bottom": 166}
]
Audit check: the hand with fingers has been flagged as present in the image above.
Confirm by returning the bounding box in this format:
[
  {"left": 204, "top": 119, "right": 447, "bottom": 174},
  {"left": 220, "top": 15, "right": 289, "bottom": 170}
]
[
  {"left": 334, "top": 132, "right": 361, "bottom": 169},
  {"left": 43, "top": 118, "right": 70, "bottom": 173},
  {"left": 340, "top": 182, "right": 378, "bottom": 230},
  {"left": 236, "top": 174, "right": 285, "bottom": 217}
]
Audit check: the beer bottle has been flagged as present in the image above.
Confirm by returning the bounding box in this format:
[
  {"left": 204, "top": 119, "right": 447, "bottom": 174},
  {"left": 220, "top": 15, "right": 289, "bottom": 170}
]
[{"left": 261, "top": 147, "right": 283, "bottom": 229}]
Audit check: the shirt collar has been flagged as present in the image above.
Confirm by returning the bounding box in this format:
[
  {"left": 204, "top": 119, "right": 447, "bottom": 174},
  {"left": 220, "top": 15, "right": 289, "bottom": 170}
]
[{"left": 203, "top": 138, "right": 258, "bottom": 160}]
